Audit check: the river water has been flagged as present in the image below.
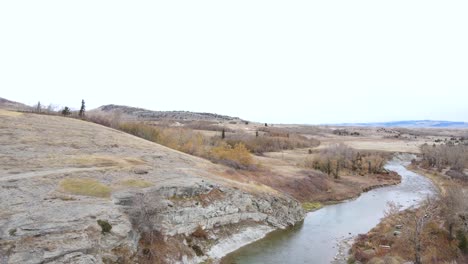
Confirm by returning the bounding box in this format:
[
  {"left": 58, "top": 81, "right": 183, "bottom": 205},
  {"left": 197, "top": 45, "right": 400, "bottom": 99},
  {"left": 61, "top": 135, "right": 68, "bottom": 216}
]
[{"left": 222, "top": 157, "right": 436, "bottom": 264}]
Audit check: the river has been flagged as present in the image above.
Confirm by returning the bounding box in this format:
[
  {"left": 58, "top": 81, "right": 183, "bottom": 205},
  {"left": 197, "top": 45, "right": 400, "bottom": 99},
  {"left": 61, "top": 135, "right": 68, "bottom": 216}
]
[{"left": 221, "top": 156, "right": 436, "bottom": 264}]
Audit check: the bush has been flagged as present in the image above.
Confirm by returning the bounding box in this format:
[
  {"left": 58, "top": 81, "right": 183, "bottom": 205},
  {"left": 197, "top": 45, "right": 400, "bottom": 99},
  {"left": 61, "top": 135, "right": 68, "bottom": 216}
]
[
  {"left": 97, "top": 219, "right": 112, "bottom": 234},
  {"left": 457, "top": 230, "right": 468, "bottom": 253},
  {"left": 420, "top": 143, "right": 468, "bottom": 172},
  {"left": 302, "top": 202, "right": 323, "bottom": 212},
  {"left": 225, "top": 132, "right": 318, "bottom": 154},
  {"left": 210, "top": 143, "right": 254, "bottom": 169},
  {"left": 8, "top": 228, "right": 17, "bottom": 236},
  {"left": 118, "top": 123, "right": 160, "bottom": 143},
  {"left": 191, "top": 226, "right": 208, "bottom": 239},
  {"left": 305, "top": 144, "right": 387, "bottom": 177}
]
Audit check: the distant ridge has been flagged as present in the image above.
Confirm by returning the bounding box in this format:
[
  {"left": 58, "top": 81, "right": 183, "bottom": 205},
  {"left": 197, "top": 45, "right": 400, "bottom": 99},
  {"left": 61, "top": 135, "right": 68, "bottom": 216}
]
[
  {"left": 92, "top": 104, "right": 244, "bottom": 122},
  {"left": 0, "top": 97, "right": 30, "bottom": 111},
  {"left": 334, "top": 120, "right": 468, "bottom": 128}
]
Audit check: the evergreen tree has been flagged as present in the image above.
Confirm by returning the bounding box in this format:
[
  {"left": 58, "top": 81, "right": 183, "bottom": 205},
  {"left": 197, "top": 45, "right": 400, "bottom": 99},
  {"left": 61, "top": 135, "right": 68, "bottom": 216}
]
[
  {"left": 36, "top": 101, "right": 41, "bottom": 113},
  {"left": 221, "top": 128, "right": 225, "bottom": 139},
  {"left": 79, "top": 99, "right": 86, "bottom": 118},
  {"left": 61, "top": 107, "right": 71, "bottom": 116}
]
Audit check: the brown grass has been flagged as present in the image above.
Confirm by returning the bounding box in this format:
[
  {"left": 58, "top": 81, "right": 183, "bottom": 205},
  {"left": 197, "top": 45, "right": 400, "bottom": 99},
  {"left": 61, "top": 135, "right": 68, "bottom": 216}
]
[
  {"left": 0, "top": 109, "right": 23, "bottom": 117},
  {"left": 191, "top": 226, "right": 208, "bottom": 239},
  {"left": 120, "top": 179, "right": 153, "bottom": 188},
  {"left": 138, "top": 231, "right": 194, "bottom": 264},
  {"left": 71, "top": 155, "right": 146, "bottom": 168},
  {"left": 59, "top": 178, "right": 111, "bottom": 198}
]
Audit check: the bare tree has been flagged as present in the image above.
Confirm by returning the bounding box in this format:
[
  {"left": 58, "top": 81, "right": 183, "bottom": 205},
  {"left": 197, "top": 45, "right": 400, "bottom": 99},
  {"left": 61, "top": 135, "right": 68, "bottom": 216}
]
[
  {"left": 35, "top": 101, "right": 41, "bottom": 113},
  {"left": 110, "top": 110, "right": 122, "bottom": 128},
  {"left": 441, "top": 186, "right": 468, "bottom": 238},
  {"left": 46, "top": 104, "right": 58, "bottom": 114},
  {"left": 383, "top": 201, "right": 402, "bottom": 218},
  {"left": 405, "top": 198, "right": 439, "bottom": 264}
]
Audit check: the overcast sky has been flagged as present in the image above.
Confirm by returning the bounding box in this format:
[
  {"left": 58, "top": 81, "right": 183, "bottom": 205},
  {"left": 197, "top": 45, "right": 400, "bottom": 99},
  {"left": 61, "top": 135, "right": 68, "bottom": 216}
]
[{"left": 1, "top": 1, "right": 467, "bottom": 124}]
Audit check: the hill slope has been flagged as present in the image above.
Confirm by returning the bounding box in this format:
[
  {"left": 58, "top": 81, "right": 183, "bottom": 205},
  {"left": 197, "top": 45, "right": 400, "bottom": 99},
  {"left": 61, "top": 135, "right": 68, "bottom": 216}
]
[
  {"left": 0, "top": 97, "right": 30, "bottom": 111},
  {"left": 92, "top": 104, "right": 245, "bottom": 123},
  {"left": 0, "top": 110, "right": 302, "bottom": 263}
]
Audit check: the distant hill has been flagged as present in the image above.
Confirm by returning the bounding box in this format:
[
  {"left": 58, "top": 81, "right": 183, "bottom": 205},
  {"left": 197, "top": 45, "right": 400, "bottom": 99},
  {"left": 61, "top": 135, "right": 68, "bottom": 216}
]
[
  {"left": 91, "top": 104, "right": 244, "bottom": 123},
  {"left": 0, "top": 97, "right": 30, "bottom": 111},
  {"left": 335, "top": 120, "right": 468, "bottom": 128}
]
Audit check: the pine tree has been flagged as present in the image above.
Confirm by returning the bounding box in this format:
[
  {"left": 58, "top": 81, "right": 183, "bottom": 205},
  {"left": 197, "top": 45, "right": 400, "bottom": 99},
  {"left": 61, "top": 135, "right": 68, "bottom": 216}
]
[
  {"left": 36, "top": 101, "right": 41, "bottom": 113},
  {"left": 61, "top": 107, "right": 71, "bottom": 116},
  {"left": 79, "top": 99, "right": 86, "bottom": 118},
  {"left": 221, "top": 128, "right": 225, "bottom": 139}
]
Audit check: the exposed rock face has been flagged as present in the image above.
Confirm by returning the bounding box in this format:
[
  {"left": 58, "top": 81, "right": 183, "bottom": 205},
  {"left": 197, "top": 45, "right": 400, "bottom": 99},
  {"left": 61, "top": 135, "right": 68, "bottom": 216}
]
[
  {"left": 0, "top": 181, "right": 303, "bottom": 264},
  {"left": 118, "top": 184, "right": 303, "bottom": 236},
  {"left": 113, "top": 183, "right": 304, "bottom": 263}
]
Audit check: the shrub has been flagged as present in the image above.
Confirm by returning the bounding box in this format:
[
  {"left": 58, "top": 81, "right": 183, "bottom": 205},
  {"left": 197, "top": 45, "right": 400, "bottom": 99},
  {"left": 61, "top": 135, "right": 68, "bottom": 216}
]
[
  {"left": 209, "top": 143, "right": 254, "bottom": 169},
  {"left": 97, "top": 219, "right": 112, "bottom": 234},
  {"left": 86, "top": 114, "right": 112, "bottom": 127},
  {"left": 191, "top": 226, "right": 208, "bottom": 239},
  {"left": 61, "top": 106, "right": 71, "bottom": 116},
  {"left": 8, "top": 228, "right": 17, "bottom": 236},
  {"left": 225, "top": 132, "right": 318, "bottom": 154},
  {"left": 420, "top": 143, "right": 468, "bottom": 172},
  {"left": 302, "top": 202, "right": 323, "bottom": 212},
  {"left": 457, "top": 230, "right": 467, "bottom": 253},
  {"left": 305, "top": 144, "right": 387, "bottom": 177},
  {"left": 118, "top": 123, "right": 160, "bottom": 143}
]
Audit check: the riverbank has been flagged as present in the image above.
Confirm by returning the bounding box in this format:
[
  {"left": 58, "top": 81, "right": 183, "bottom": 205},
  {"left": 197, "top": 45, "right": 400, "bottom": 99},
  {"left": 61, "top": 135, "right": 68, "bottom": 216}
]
[
  {"left": 303, "top": 176, "right": 402, "bottom": 213},
  {"left": 348, "top": 162, "right": 468, "bottom": 263}
]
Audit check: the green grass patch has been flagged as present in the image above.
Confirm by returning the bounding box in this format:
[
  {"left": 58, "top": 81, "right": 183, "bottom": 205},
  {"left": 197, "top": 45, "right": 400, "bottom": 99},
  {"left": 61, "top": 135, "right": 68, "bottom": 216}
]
[
  {"left": 302, "top": 202, "right": 323, "bottom": 212},
  {"left": 97, "top": 219, "right": 112, "bottom": 234},
  {"left": 59, "top": 178, "right": 111, "bottom": 198},
  {"left": 8, "top": 228, "right": 17, "bottom": 236},
  {"left": 120, "top": 179, "right": 152, "bottom": 188}
]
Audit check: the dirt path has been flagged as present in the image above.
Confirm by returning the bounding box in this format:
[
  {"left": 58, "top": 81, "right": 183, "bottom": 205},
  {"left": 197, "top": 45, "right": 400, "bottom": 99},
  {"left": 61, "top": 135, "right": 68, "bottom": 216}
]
[{"left": 0, "top": 167, "right": 115, "bottom": 182}]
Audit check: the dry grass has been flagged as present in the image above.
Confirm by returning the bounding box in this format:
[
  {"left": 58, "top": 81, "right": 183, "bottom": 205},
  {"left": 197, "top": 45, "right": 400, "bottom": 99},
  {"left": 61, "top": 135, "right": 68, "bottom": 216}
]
[
  {"left": 0, "top": 109, "right": 23, "bottom": 117},
  {"left": 120, "top": 179, "right": 152, "bottom": 188},
  {"left": 301, "top": 201, "right": 323, "bottom": 212},
  {"left": 59, "top": 178, "right": 111, "bottom": 198},
  {"left": 71, "top": 155, "right": 146, "bottom": 168}
]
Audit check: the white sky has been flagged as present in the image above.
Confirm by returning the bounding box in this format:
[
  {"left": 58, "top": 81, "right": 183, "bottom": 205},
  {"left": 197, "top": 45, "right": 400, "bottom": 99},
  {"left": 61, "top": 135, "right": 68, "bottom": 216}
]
[{"left": 1, "top": 1, "right": 467, "bottom": 124}]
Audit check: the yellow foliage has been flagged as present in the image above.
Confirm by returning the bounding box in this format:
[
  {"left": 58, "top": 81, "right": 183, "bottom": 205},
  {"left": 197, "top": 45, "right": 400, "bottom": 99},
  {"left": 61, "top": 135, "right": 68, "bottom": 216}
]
[
  {"left": 210, "top": 143, "right": 253, "bottom": 168},
  {"left": 302, "top": 202, "right": 323, "bottom": 212}
]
